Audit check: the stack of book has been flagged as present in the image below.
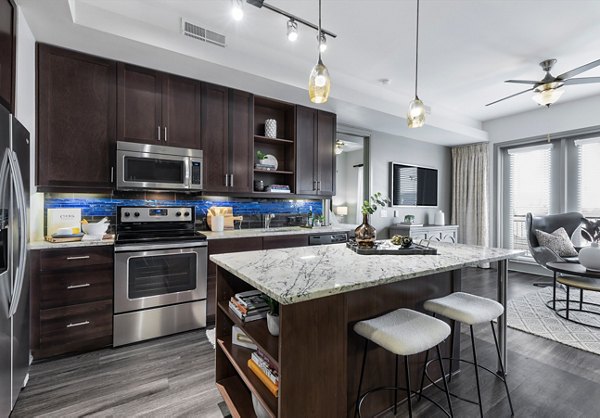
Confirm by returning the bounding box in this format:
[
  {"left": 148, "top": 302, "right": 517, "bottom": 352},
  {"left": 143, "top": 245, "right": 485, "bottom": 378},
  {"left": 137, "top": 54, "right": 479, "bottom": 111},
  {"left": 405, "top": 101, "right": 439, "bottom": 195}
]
[
  {"left": 228, "top": 290, "right": 269, "bottom": 322},
  {"left": 247, "top": 350, "right": 279, "bottom": 397},
  {"left": 266, "top": 184, "right": 291, "bottom": 193},
  {"left": 255, "top": 163, "right": 277, "bottom": 171}
]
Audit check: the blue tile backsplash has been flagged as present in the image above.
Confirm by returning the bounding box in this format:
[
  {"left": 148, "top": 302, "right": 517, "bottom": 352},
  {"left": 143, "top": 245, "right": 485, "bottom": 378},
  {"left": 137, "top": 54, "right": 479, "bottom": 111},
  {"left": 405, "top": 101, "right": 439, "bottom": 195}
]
[{"left": 45, "top": 195, "right": 322, "bottom": 219}]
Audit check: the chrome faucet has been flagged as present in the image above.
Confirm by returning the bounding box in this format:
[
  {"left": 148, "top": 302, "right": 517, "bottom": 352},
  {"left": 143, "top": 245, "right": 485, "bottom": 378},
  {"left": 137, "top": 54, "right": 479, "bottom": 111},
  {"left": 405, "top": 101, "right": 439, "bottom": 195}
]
[{"left": 264, "top": 213, "right": 275, "bottom": 229}]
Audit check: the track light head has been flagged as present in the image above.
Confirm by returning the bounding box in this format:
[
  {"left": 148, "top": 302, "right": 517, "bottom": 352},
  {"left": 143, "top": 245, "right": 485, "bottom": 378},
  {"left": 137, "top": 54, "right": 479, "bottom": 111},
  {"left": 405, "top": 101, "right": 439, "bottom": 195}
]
[
  {"left": 287, "top": 19, "right": 298, "bottom": 42},
  {"left": 318, "top": 33, "right": 327, "bottom": 53},
  {"left": 231, "top": 0, "right": 244, "bottom": 21}
]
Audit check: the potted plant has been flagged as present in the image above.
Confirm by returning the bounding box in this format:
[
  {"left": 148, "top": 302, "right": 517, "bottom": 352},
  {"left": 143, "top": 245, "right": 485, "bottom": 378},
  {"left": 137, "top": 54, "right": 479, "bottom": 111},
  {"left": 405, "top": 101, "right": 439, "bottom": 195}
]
[
  {"left": 355, "top": 192, "right": 390, "bottom": 248},
  {"left": 580, "top": 218, "right": 600, "bottom": 271},
  {"left": 263, "top": 295, "right": 280, "bottom": 336}
]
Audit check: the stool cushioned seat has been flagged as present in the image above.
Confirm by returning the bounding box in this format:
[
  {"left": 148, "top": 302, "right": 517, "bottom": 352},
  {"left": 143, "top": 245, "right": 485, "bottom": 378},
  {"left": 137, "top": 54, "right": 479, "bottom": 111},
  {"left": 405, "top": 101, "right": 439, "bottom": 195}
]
[
  {"left": 353, "top": 308, "right": 451, "bottom": 356},
  {"left": 424, "top": 292, "right": 503, "bottom": 325}
]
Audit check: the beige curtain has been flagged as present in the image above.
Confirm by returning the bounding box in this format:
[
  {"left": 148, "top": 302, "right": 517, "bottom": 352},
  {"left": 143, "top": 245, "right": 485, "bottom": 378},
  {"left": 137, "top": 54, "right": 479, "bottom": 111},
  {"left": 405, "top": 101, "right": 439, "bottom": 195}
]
[{"left": 451, "top": 143, "right": 489, "bottom": 250}]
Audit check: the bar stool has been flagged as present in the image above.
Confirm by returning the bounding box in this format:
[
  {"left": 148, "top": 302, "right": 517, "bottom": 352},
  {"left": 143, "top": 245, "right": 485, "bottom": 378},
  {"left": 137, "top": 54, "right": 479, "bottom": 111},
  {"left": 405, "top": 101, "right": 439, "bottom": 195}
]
[
  {"left": 420, "top": 292, "right": 514, "bottom": 417},
  {"left": 354, "top": 308, "right": 454, "bottom": 418}
]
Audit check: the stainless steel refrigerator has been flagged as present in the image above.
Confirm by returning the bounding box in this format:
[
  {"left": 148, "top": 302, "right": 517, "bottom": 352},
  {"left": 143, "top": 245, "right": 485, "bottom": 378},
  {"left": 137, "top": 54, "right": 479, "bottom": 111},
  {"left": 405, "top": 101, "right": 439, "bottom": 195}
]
[{"left": 0, "top": 103, "right": 30, "bottom": 417}]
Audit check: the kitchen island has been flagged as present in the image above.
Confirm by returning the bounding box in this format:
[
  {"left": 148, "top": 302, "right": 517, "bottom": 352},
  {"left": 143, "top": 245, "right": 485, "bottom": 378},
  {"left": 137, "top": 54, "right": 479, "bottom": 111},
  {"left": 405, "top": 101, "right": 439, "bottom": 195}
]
[{"left": 211, "top": 242, "right": 523, "bottom": 418}]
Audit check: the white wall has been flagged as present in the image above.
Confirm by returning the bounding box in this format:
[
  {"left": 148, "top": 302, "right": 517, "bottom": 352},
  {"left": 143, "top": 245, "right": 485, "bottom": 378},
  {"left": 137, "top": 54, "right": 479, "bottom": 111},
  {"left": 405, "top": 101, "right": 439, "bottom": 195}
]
[
  {"left": 333, "top": 149, "right": 363, "bottom": 225},
  {"left": 368, "top": 130, "right": 452, "bottom": 239},
  {"left": 14, "top": 6, "right": 43, "bottom": 241}
]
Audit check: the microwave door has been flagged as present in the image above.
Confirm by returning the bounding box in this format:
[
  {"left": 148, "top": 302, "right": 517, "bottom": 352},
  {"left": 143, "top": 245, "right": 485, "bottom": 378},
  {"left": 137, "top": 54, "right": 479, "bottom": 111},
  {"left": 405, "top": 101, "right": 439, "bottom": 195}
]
[{"left": 117, "top": 150, "right": 188, "bottom": 191}]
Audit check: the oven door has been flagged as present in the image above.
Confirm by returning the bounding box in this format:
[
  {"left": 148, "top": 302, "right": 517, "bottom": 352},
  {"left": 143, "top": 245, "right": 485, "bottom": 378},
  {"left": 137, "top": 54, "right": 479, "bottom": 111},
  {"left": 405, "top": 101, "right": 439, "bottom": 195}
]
[
  {"left": 114, "top": 242, "right": 207, "bottom": 314},
  {"left": 116, "top": 149, "right": 190, "bottom": 191}
]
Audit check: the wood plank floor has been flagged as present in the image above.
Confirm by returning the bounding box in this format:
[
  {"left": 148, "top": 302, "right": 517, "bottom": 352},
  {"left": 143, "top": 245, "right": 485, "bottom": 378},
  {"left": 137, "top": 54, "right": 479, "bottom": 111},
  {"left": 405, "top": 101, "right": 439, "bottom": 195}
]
[{"left": 12, "top": 267, "right": 600, "bottom": 417}]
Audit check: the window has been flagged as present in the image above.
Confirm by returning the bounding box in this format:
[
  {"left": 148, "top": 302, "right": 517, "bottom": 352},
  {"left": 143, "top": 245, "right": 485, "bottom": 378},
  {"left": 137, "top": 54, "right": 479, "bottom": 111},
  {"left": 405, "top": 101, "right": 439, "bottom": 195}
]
[
  {"left": 507, "top": 144, "right": 552, "bottom": 252},
  {"left": 575, "top": 138, "right": 600, "bottom": 218}
]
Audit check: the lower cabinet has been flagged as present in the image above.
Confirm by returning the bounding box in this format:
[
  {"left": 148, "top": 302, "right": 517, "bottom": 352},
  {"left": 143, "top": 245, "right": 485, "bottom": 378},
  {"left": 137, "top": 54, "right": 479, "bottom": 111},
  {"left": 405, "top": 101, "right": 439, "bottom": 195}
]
[
  {"left": 31, "top": 246, "right": 114, "bottom": 359},
  {"left": 389, "top": 224, "right": 459, "bottom": 243}
]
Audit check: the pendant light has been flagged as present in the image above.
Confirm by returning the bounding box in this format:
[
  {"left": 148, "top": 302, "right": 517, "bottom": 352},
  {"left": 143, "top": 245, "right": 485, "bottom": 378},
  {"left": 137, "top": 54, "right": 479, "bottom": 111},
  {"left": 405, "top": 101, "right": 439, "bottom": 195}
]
[
  {"left": 407, "top": 0, "right": 425, "bottom": 128},
  {"left": 308, "top": 0, "right": 331, "bottom": 103}
]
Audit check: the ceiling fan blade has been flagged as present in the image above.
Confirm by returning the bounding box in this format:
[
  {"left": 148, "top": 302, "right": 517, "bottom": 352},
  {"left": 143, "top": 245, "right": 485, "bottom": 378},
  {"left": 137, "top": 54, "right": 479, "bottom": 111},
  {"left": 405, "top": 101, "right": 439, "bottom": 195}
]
[
  {"left": 485, "top": 88, "right": 534, "bottom": 106},
  {"left": 505, "top": 80, "right": 540, "bottom": 85},
  {"left": 563, "top": 77, "right": 600, "bottom": 85},
  {"left": 557, "top": 58, "right": 600, "bottom": 80}
]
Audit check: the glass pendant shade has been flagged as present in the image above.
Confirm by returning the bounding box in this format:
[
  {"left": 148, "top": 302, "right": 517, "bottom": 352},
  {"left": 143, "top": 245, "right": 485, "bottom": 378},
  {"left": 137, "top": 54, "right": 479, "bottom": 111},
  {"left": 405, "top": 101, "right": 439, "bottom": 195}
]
[
  {"left": 532, "top": 87, "right": 564, "bottom": 107},
  {"left": 309, "top": 58, "right": 331, "bottom": 104},
  {"left": 407, "top": 97, "right": 426, "bottom": 128}
]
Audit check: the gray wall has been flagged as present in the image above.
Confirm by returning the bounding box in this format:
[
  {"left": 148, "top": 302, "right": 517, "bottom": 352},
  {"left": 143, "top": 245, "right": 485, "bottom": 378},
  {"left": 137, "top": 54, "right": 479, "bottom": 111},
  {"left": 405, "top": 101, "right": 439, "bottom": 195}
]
[{"left": 368, "top": 130, "right": 452, "bottom": 238}]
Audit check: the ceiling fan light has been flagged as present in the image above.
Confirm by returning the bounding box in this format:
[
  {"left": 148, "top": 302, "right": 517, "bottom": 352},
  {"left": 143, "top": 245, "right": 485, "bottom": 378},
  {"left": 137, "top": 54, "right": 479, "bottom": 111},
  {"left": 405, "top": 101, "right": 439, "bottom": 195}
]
[
  {"left": 407, "top": 97, "right": 426, "bottom": 128},
  {"left": 309, "top": 58, "right": 331, "bottom": 103},
  {"left": 532, "top": 88, "right": 564, "bottom": 107},
  {"left": 231, "top": 0, "right": 244, "bottom": 21}
]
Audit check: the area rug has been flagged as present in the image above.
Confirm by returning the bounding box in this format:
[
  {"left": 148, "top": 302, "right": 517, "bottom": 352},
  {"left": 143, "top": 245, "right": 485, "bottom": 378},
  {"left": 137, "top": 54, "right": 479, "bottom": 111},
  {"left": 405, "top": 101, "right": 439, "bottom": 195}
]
[
  {"left": 206, "top": 328, "right": 216, "bottom": 349},
  {"left": 507, "top": 287, "right": 600, "bottom": 355}
]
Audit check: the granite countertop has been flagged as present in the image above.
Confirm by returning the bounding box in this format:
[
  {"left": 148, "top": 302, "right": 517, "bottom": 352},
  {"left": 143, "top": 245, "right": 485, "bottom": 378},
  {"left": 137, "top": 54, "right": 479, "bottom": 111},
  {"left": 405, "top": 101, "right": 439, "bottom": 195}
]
[
  {"left": 210, "top": 242, "right": 525, "bottom": 305},
  {"left": 29, "top": 225, "right": 356, "bottom": 250},
  {"left": 202, "top": 224, "right": 355, "bottom": 240}
]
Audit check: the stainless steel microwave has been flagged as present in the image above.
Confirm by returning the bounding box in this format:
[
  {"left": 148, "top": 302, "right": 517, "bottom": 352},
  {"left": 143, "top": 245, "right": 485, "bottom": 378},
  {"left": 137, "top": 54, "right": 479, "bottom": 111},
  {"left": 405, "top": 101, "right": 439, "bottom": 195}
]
[{"left": 116, "top": 141, "right": 203, "bottom": 191}]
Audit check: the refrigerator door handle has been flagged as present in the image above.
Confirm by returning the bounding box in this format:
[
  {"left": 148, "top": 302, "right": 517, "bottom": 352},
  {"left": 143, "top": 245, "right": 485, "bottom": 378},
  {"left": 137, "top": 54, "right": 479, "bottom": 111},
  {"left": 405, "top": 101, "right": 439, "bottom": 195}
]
[{"left": 7, "top": 150, "right": 27, "bottom": 318}]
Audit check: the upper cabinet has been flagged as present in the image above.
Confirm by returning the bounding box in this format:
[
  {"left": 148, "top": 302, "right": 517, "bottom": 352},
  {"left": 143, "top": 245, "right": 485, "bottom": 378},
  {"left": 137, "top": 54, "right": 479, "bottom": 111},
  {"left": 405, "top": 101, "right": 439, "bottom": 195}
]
[
  {"left": 37, "top": 44, "right": 116, "bottom": 191},
  {"left": 117, "top": 64, "right": 201, "bottom": 149},
  {"left": 0, "top": 0, "right": 16, "bottom": 112},
  {"left": 296, "top": 106, "right": 336, "bottom": 196}
]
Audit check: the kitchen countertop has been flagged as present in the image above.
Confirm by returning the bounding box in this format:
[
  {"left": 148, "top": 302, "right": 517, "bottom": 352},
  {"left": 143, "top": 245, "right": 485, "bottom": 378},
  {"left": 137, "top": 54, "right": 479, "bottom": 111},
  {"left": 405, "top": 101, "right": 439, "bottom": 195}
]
[
  {"left": 210, "top": 242, "right": 524, "bottom": 305},
  {"left": 29, "top": 224, "right": 356, "bottom": 250}
]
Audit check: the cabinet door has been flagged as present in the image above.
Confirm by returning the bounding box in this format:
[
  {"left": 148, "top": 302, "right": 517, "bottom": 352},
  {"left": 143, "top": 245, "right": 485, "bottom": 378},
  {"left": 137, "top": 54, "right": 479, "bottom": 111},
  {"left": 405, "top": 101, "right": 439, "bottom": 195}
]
[
  {"left": 201, "top": 83, "right": 229, "bottom": 192},
  {"left": 162, "top": 73, "right": 201, "bottom": 149},
  {"left": 228, "top": 89, "right": 253, "bottom": 193},
  {"left": 0, "top": 0, "right": 15, "bottom": 112},
  {"left": 37, "top": 44, "right": 116, "bottom": 190},
  {"left": 296, "top": 106, "right": 318, "bottom": 195},
  {"left": 117, "top": 63, "right": 162, "bottom": 144},
  {"left": 317, "top": 111, "right": 336, "bottom": 195}
]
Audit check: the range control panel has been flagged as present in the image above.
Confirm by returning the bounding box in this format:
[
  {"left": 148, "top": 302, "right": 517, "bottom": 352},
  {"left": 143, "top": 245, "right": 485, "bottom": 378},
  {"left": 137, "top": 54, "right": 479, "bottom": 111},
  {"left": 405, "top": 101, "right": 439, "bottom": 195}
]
[{"left": 119, "top": 207, "right": 194, "bottom": 223}]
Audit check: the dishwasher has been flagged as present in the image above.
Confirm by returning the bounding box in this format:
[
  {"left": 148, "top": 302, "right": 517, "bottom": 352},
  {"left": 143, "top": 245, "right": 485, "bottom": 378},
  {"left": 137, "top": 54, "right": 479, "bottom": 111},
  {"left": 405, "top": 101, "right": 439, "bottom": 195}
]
[{"left": 308, "top": 233, "right": 348, "bottom": 246}]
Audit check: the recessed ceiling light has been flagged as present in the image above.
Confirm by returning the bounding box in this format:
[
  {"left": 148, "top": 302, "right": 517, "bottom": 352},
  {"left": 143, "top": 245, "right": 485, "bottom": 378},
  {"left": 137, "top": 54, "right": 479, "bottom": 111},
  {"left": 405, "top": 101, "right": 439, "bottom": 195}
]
[{"left": 287, "top": 19, "right": 298, "bottom": 42}]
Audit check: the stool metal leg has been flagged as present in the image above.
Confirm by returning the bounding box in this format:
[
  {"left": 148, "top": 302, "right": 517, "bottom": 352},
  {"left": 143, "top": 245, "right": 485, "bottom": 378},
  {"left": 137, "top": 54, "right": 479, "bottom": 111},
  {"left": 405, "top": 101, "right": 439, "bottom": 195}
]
[
  {"left": 355, "top": 339, "right": 368, "bottom": 418},
  {"left": 553, "top": 271, "right": 557, "bottom": 310},
  {"left": 566, "top": 286, "right": 570, "bottom": 320},
  {"left": 449, "top": 319, "right": 456, "bottom": 383},
  {"left": 394, "top": 355, "right": 399, "bottom": 416},
  {"left": 417, "top": 348, "right": 429, "bottom": 401},
  {"left": 491, "top": 321, "right": 514, "bottom": 416},
  {"left": 580, "top": 288, "right": 584, "bottom": 311},
  {"left": 470, "top": 325, "right": 484, "bottom": 418},
  {"left": 404, "top": 356, "right": 413, "bottom": 418},
  {"left": 436, "top": 344, "right": 454, "bottom": 417}
]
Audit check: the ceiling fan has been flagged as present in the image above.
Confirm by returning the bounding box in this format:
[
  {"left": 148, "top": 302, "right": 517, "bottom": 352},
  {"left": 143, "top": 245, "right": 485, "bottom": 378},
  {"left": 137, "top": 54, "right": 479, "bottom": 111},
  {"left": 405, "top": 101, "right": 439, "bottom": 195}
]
[{"left": 486, "top": 58, "right": 600, "bottom": 107}]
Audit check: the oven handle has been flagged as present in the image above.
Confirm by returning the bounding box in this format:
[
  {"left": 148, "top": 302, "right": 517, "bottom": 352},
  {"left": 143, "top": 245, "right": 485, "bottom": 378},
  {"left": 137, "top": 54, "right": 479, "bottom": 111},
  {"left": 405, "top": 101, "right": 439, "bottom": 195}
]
[{"left": 114, "top": 241, "right": 208, "bottom": 252}]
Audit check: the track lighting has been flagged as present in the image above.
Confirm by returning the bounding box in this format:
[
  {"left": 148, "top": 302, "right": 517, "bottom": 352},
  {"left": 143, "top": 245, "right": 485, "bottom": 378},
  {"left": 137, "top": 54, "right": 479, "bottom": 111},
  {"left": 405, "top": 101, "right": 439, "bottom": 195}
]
[
  {"left": 231, "top": 0, "right": 244, "bottom": 21},
  {"left": 319, "top": 33, "right": 327, "bottom": 53},
  {"left": 287, "top": 19, "right": 298, "bottom": 42}
]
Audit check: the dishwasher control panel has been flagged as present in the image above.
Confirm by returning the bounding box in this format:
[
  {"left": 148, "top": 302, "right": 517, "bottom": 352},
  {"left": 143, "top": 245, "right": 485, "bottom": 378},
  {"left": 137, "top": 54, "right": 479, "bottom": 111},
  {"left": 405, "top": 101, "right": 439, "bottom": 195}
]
[{"left": 309, "top": 233, "right": 348, "bottom": 246}]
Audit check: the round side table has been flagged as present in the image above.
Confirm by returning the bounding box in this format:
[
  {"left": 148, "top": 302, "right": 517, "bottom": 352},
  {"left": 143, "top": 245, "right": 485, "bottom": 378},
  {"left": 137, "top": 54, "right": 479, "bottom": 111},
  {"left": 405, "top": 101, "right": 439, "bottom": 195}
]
[{"left": 546, "top": 262, "right": 600, "bottom": 328}]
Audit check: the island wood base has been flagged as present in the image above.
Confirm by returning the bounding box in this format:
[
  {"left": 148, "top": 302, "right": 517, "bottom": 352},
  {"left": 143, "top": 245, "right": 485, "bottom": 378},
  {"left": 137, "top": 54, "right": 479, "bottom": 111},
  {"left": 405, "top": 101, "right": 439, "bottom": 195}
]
[{"left": 215, "top": 266, "right": 461, "bottom": 418}]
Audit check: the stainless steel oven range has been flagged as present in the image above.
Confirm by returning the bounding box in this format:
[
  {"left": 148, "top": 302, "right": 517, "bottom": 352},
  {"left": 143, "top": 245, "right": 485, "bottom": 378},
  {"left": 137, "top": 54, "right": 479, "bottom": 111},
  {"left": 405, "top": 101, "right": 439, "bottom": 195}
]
[{"left": 113, "top": 206, "right": 207, "bottom": 346}]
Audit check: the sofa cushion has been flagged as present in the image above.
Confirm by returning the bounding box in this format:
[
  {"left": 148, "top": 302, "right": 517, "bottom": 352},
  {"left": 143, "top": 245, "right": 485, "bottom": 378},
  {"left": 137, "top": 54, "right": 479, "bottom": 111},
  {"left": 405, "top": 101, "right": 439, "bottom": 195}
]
[{"left": 535, "top": 227, "right": 578, "bottom": 257}]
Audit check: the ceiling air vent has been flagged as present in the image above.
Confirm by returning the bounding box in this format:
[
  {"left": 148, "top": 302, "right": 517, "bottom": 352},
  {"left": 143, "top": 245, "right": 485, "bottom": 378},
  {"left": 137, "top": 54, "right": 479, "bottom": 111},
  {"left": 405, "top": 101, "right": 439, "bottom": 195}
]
[{"left": 181, "top": 19, "right": 226, "bottom": 48}]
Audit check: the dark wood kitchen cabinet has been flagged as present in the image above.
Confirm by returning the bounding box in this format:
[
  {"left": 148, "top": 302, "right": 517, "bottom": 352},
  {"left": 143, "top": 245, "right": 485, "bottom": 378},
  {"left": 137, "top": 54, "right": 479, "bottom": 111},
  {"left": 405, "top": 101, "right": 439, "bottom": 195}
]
[
  {"left": 37, "top": 44, "right": 116, "bottom": 191},
  {"left": 30, "top": 246, "right": 114, "bottom": 359},
  {"left": 0, "top": 0, "right": 15, "bottom": 112},
  {"left": 228, "top": 89, "right": 254, "bottom": 193},
  {"left": 296, "top": 106, "right": 336, "bottom": 196},
  {"left": 117, "top": 63, "right": 201, "bottom": 149}
]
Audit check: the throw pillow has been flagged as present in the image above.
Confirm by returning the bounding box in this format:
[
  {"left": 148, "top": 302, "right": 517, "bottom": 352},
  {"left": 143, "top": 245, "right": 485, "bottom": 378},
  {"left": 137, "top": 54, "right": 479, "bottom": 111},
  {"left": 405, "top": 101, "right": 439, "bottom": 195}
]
[{"left": 534, "top": 227, "right": 579, "bottom": 257}]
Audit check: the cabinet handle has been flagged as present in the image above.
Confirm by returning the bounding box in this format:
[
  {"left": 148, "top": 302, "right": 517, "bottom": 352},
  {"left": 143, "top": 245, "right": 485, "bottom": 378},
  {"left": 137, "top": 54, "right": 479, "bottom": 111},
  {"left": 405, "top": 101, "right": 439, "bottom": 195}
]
[
  {"left": 66, "top": 256, "right": 90, "bottom": 260},
  {"left": 317, "top": 181, "right": 321, "bottom": 191},
  {"left": 158, "top": 126, "right": 161, "bottom": 141},
  {"left": 110, "top": 166, "right": 114, "bottom": 183},
  {"left": 66, "top": 321, "right": 90, "bottom": 328},
  {"left": 313, "top": 181, "right": 317, "bottom": 191},
  {"left": 164, "top": 126, "right": 168, "bottom": 142},
  {"left": 230, "top": 174, "right": 234, "bottom": 188},
  {"left": 67, "top": 283, "right": 91, "bottom": 290},
  {"left": 225, "top": 174, "right": 229, "bottom": 187}
]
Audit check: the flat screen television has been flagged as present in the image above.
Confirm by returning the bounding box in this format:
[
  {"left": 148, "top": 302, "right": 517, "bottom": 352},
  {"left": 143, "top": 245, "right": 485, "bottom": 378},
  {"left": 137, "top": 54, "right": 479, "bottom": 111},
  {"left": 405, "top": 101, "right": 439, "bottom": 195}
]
[{"left": 390, "top": 162, "right": 438, "bottom": 207}]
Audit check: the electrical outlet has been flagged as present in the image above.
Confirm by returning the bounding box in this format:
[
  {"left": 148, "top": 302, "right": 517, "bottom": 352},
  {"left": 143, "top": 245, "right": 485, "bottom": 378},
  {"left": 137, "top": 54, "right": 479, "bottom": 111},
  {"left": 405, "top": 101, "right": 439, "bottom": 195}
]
[{"left": 380, "top": 209, "right": 388, "bottom": 218}]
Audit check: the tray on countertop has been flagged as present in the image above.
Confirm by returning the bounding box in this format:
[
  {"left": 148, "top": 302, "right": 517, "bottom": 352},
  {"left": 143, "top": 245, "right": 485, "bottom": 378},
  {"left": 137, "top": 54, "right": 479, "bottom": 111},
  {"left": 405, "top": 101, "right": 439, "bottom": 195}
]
[{"left": 346, "top": 240, "right": 438, "bottom": 255}]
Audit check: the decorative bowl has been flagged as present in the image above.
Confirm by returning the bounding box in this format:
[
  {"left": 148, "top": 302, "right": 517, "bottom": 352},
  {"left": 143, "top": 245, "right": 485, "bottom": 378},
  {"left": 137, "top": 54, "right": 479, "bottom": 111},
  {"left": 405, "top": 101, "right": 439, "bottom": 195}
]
[{"left": 81, "top": 222, "right": 109, "bottom": 236}]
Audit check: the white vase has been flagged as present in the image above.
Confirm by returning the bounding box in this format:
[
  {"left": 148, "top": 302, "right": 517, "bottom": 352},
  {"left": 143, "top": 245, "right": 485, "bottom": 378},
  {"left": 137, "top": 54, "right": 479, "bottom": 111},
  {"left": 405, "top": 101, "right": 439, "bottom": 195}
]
[
  {"left": 267, "top": 312, "right": 280, "bottom": 336},
  {"left": 264, "top": 119, "right": 277, "bottom": 138},
  {"left": 579, "top": 242, "right": 600, "bottom": 272},
  {"left": 434, "top": 210, "right": 445, "bottom": 226}
]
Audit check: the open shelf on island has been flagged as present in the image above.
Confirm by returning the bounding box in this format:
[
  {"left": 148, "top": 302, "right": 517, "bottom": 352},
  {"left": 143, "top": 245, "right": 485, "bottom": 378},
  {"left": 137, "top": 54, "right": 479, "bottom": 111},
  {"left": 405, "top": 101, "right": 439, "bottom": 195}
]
[
  {"left": 218, "top": 301, "right": 279, "bottom": 366},
  {"left": 254, "top": 135, "right": 293, "bottom": 144},
  {"left": 216, "top": 375, "right": 258, "bottom": 418},
  {"left": 218, "top": 338, "right": 278, "bottom": 418}
]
